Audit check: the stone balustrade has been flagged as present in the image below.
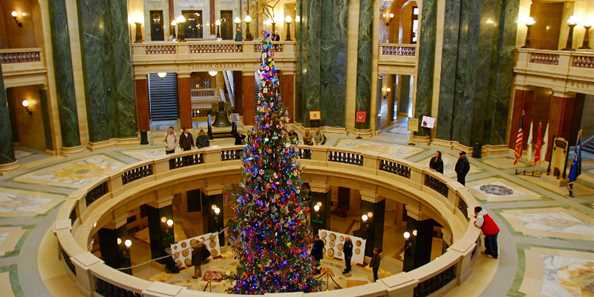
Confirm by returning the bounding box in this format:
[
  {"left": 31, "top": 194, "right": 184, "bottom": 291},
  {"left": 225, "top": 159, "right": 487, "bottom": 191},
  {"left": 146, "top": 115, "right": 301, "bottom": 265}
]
[
  {"left": 378, "top": 43, "right": 418, "bottom": 75},
  {"left": 515, "top": 48, "right": 594, "bottom": 95},
  {"left": 131, "top": 40, "right": 297, "bottom": 75},
  {"left": 0, "top": 48, "right": 47, "bottom": 87},
  {"left": 54, "top": 145, "right": 481, "bottom": 297}
]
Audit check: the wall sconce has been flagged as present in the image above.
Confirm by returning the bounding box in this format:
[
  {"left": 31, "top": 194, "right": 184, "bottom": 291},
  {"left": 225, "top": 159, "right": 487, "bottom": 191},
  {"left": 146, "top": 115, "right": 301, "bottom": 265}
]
[
  {"left": 117, "top": 237, "right": 123, "bottom": 245},
  {"left": 383, "top": 11, "right": 395, "bottom": 25},
  {"left": 215, "top": 19, "right": 221, "bottom": 39},
  {"left": 208, "top": 70, "right": 218, "bottom": 77},
  {"left": 521, "top": 16, "right": 536, "bottom": 48},
  {"left": 564, "top": 15, "right": 579, "bottom": 50},
  {"left": 234, "top": 17, "right": 242, "bottom": 41},
  {"left": 157, "top": 72, "right": 167, "bottom": 78},
  {"left": 244, "top": 15, "right": 253, "bottom": 41},
  {"left": 313, "top": 201, "right": 322, "bottom": 212},
  {"left": 580, "top": 20, "right": 592, "bottom": 49},
  {"left": 285, "top": 16, "right": 293, "bottom": 41},
  {"left": 211, "top": 204, "right": 221, "bottom": 215},
  {"left": 124, "top": 239, "right": 133, "bottom": 248},
  {"left": 175, "top": 15, "right": 186, "bottom": 41},
  {"left": 361, "top": 214, "right": 369, "bottom": 222},
  {"left": 403, "top": 229, "right": 417, "bottom": 240},
  {"left": 21, "top": 99, "right": 32, "bottom": 115},
  {"left": 11, "top": 11, "right": 23, "bottom": 27}
]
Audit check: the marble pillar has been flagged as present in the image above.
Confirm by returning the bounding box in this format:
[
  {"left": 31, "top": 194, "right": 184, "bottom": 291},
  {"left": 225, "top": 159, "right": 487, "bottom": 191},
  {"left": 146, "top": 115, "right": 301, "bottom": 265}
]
[
  {"left": 177, "top": 75, "right": 192, "bottom": 129},
  {"left": 202, "top": 194, "right": 225, "bottom": 245},
  {"left": 39, "top": 87, "right": 53, "bottom": 150},
  {"left": 355, "top": 0, "right": 374, "bottom": 129},
  {"left": 414, "top": 0, "right": 437, "bottom": 135},
  {"left": 98, "top": 226, "right": 131, "bottom": 274},
  {"left": 297, "top": 0, "right": 348, "bottom": 127},
  {"left": 242, "top": 73, "right": 256, "bottom": 126},
  {"left": 436, "top": 0, "right": 518, "bottom": 146},
  {"left": 280, "top": 73, "right": 295, "bottom": 122},
  {"left": 48, "top": 0, "right": 81, "bottom": 147},
  {"left": 398, "top": 75, "right": 411, "bottom": 116},
  {"left": 361, "top": 199, "right": 385, "bottom": 257},
  {"left": 0, "top": 65, "right": 15, "bottom": 164},
  {"left": 403, "top": 217, "right": 434, "bottom": 272},
  {"left": 78, "top": 0, "right": 137, "bottom": 142},
  {"left": 146, "top": 204, "right": 177, "bottom": 272}
]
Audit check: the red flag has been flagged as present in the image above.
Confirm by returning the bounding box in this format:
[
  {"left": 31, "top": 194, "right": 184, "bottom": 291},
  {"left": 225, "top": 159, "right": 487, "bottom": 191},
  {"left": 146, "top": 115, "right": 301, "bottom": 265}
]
[
  {"left": 534, "top": 122, "right": 543, "bottom": 163},
  {"left": 513, "top": 111, "right": 525, "bottom": 165}
]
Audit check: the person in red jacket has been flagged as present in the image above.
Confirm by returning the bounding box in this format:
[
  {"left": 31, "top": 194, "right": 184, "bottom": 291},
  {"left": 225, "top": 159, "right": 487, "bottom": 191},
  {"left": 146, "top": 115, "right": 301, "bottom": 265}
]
[{"left": 474, "top": 206, "right": 500, "bottom": 259}]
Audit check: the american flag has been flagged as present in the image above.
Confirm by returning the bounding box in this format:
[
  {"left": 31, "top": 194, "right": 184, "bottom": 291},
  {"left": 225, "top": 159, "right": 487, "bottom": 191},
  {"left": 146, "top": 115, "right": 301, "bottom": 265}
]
[{"left": 513, "top": 111, "right": 525, "bottom": 165}]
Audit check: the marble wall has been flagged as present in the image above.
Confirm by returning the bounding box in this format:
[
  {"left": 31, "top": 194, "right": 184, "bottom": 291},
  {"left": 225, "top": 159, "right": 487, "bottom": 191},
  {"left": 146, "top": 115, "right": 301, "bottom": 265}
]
[
  {"left": 297, "top": 0, "right": 348, "bottom": 127},
  {"left": 0, "top": 65, "right": 15, "bottom": 164},
  {"left": 414, "top": 0, "right": 437, "bottom": 135},
  {"left": 48, "top": 0, "right": 81, "bottom": 148},
  {"left": 78, "top": 0, "right": 137, "bottom": 142},
  {"left": 436, "top": 0, "right": 518, "bottom": 146},
  {"left": 355, "top": 0, "right": 373, "bottom": 129}
]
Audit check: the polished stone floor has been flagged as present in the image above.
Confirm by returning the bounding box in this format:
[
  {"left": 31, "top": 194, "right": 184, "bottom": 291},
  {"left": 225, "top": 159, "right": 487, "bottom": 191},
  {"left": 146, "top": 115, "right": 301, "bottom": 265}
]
[{"left": 0, "top": 124, "right": 593, "bottom": 297}]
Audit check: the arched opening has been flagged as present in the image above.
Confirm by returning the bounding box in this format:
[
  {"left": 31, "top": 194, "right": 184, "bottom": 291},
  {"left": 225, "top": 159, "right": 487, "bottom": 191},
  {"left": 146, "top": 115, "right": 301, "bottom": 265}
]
[{"left": 381, "top": 0, "right": 419, "bottom": 44}]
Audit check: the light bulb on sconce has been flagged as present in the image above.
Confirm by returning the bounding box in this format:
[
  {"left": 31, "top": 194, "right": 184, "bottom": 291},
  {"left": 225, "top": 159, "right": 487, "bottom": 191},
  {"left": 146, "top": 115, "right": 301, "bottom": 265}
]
[
  {"left": 166, "top": 219, "right": 174, "bottom": 227},
  {"left": 367, "top": 211, "right": 374, "bottom": 219},
  {"left": 520, "top": 16, "right": 536, "bottom": 48},
  {"left": 234, "top": 17, "right": 241, "bottom": 24},
  {"left": 124, "top": 239, "right": 133, "bottom": 248},
  {"left": 208, "top": 70, "right": 218, "bottom": 77},
  {"left": 157, "top": 72, "right": 167, "bottom": 78},
  {"left": 244, "top": 15, "right": 253, "bottom": 41},
  {"left": 244, "top": 15, "right": 252, "bottom": 23},
  {"left": 361, "top": 214, "right": 369, "bottom": 222},
  {"left": 285, "top": 16, "right": 293, "bottom": 24},
  {"left": 213, "top": 207, "right": 221, "bottom": 215},
  {"left": 11, "top": 10, "right": 23, "bottom": 27},
  {"left": 176, "top": 15, "right": 186, "bottom": 24},
  {"left": 403, "top": 231, "right": 411, "bottom": 240},
  {"left": 161, "top": 216, "right": 167, "bottom": 223},
  {"left": 117, "top": 237, "right": 123, "bottom": 245},
  {"left": 21, "top": 99, "right": 32, "bottom": 115}
]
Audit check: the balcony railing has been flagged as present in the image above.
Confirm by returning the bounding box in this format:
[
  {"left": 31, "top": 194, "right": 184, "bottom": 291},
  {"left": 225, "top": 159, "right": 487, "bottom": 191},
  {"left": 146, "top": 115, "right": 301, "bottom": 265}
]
[
  {"left": 515, "top": 48, "right": 594, "bottom": 93},
  {"left": 131, "top": 40, "right": 296, "bottom": 71},
  {"left": 54, "top": 145, "right": 480, "bottom": 297},
  {"left": 380, "top": 44, "right": 416, "bottom": 57},
  {"left": 378, "top": 43, "right": 417, "bottom": 74},
  {"left": 0, "top": 48, "right": 46, "bottom": 87}
]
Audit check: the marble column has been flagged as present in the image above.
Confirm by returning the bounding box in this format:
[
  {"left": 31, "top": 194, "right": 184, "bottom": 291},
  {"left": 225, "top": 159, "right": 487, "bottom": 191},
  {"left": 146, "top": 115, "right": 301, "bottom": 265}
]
[
  {"left": 145, "top": 204, "right": 177, "bottom": 272},
  {"left": 398, "top": 75, "right": 411, "bottom": 116},
  {"left": 508, "top": 87, "right": 534, "bottom": 147},
  {"left": 297, "top": 0, "right": 348, "bottom": 127},
  {"left": 202, "top": 194, "right": 225, "bottom": 245},
  {"left": 39, "top": 87, "right": 54, "bottom": 150},
  {"left": 135, "top": 78, "right": 150, "bottom": 144},
  {"left": 436, "top": 0, "right": 518, "bottom": 146},
  {"left": 233, "top": 71, "right": 243, "bottom": 114},
  {"left": 98, "top": 226, "right": 131, "bottom": 274},
  {"left": 78, "top": 0, "right": 137, "bottom": 142},
  {"left": 242, "top": 73, "right": 256, "bottom": 126},
  {"left": 402, "top": 216, "right": 434, "bottom": 272},
  {"left": 177, "top": 75, "right": 192, "bottom": 129},
  {"left": 360, "top": 198, "right": 385, "bottom": 257},
  {"left": 310, "top": 191, "right": 330, "bottom": 234},
  {"left": 280, "top": 73, "right": 295, "bottom": 122},
  {"left": 48, "top": 0, "right": 81, "bottom": 147},
  {"left": 0, "top": 65, "right": 15, "bottom": 165},
  {"left": 354, "top": 0, "right": 374, "bottom": 129},
  {"left": 414, "top": 0, "right": 437, "bottom": 135}
]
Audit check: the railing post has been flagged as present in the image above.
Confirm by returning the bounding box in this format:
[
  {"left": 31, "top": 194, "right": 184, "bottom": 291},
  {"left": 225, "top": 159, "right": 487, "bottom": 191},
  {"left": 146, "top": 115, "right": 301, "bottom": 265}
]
[
  {"left": 71, "top": 252, "right": 103, "bottom": 296},
  {"left": 410, "top": 169, "right": 424, "bottom": 189}
]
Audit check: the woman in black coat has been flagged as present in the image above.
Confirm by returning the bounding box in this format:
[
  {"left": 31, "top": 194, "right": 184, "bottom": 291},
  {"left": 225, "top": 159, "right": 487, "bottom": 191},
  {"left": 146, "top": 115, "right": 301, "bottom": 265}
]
[{"left": 429, "top": 151, "right": 444, "bottom": 174}]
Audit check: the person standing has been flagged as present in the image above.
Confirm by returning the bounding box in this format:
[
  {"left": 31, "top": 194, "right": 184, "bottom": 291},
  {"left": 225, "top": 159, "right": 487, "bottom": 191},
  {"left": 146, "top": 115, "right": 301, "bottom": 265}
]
[
  {"left": 196, "top": 129, "right": 210, "bottom": 148},
  {"left": 179, "top": 128, "right": 194, "bottom": 151},
  {"left": 455, "top": 151, "right": 470, "bottom": 185},
  {"left": 190, "top": 241, "right": 211, "bottom": 279},
  {"left": 369, "top": 248, "right": 382, "bottom": 282},
  {"left": 310, "top": 234, "right": 324, "bottom": 273},
  {"left": 429, "top": 151, "right": 444, "bottom": 174},
  {"left": 164, "top": 127, "right": 177, "bottom": 154},
  {"left": 342, "top": 237, "right": 353, "bottom": 274},
  {"left": 474, "top": 206, "right": 500, "bottom": 259}
]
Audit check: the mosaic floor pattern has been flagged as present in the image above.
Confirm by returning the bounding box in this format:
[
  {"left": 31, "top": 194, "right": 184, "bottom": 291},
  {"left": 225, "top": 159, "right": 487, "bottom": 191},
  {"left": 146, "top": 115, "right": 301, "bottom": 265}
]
[
  {"left": 335, "top": 139, "right": 424, "bottom": 159},
  {"left": 517, "top": 247, "right": 594, "bottom": 297},
  {"left": 121, "top": 148, "right": 167, "bottom": 161},
  {"left": 0, "top": 187, "right": 64, "bottom": 217},
  {"left": 467, "top": 177, "right": 543, "bottom": 202},
  {"left": 500, "top": 207, "right": 594, "bottom": 241},
  {"left": 13, "top": 155, "right": 126, "bottom": 189},
  {"left": 0, "top": 227, "right": 26, "bottom": 257}
]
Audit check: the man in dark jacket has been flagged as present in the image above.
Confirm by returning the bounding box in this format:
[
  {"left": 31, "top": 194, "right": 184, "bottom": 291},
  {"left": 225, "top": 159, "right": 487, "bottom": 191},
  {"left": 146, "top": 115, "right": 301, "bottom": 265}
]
[
  {"left": 311, "top": 234, "right": 324, "bottom": 272},
  {"left": 429, "top": 151, "right": 444, "bottom": 173},
  {"left": 196, "top": 129, "right": 210, "bottom": 148},
  {"left": 342, "top": 237, "right": 353, "bottom": 274},
  {"left": 179, "top": 128, "right": 194, "bottom": 151},
  {"left": 369, "top": 248, "right": 382, "bottom": 282},
  {"left": 455, "top": 151, "right": 470, "bottom": 185}
]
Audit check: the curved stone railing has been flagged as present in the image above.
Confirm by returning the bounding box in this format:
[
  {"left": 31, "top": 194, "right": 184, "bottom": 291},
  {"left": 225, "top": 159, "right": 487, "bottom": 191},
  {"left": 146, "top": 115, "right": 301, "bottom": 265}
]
[{"left": 54, "top": 145, "right": 481, "bottom": 297}]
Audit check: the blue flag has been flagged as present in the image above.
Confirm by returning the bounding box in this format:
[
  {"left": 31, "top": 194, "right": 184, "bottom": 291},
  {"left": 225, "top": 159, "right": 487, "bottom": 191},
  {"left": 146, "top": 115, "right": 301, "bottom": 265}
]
[{"left": 568, "top": 132, "right": 582, "bottom": 183}]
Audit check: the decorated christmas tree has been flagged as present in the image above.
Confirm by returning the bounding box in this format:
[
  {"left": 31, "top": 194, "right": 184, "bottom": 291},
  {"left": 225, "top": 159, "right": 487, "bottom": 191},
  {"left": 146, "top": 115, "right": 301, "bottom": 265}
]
[{"left": 227, "top": 32, "right": 318, "bottom": 294}]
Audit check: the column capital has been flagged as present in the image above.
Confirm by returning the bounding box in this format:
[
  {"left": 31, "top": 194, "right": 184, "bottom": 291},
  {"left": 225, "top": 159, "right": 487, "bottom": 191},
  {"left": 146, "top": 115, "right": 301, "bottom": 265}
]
[
  {"left": 134, "top": 74, "right": 148, "bottom": 80},
  {"left": 552, "top": 91, "right": 575, "bottom": 98},
  {"left": 177, "top": 72, "right": 192, "bottom": 79},
  {"left": 513, "top": 85, "right": 533, "bottom": 91},
  {"left": 360, "top": 188, "right": 384, "bottom": 203}
]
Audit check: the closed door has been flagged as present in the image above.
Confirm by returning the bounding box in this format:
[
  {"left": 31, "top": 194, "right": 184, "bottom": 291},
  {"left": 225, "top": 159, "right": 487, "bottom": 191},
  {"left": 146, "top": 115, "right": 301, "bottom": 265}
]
[
  {"left": 220, "top": 10, "right": 233, "bottom": 40},
  {"left": 150, "top": 11, "right": 164, "bottom": 41}
]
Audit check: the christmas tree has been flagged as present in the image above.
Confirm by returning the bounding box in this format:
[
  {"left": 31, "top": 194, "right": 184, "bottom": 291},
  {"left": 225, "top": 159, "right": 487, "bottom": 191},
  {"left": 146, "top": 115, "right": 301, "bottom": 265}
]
[{"left": 227, "top": 32, "right": 318, "bottom": 294}]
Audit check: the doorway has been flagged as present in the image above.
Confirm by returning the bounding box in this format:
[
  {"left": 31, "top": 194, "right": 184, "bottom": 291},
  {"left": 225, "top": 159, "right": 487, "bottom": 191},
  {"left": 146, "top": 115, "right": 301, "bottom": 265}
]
[
  {"left": 182, "top": 10, "right": 203, "bottom": 39},
  {"left": 220, "top": 10, "right": 233, "bottom": 40},
  {"left": 150, "top": 10, "right": 164, "bottom": 41},
  {"left": 529, "top": 1, "right": 563, "bottom": 49},
  {"left": 6, "top": 85, "right": 49, "bottom": 152}
]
